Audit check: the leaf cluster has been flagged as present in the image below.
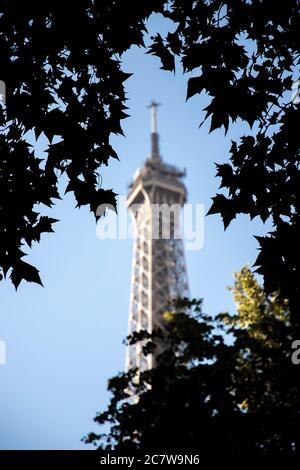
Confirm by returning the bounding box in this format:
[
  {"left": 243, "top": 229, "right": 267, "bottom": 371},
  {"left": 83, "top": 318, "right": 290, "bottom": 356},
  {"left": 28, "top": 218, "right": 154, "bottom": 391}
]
[{"left": 84, "top": 267, "right": 300, "bottom": 453}]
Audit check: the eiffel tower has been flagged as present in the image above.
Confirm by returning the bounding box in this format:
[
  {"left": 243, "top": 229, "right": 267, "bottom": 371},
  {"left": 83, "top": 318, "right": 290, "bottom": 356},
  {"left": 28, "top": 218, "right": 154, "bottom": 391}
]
[{"left": 126, "top": 102, "right": 189, "bottom": 371}]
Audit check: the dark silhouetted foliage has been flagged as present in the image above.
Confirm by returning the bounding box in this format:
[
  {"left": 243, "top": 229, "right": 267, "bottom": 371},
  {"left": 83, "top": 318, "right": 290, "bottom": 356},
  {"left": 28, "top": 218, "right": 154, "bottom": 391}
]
[
  {"left": 0, "top": 0, "right": 164, "bottom": 287},
  {"left": 148, "top": 1, "right": 300, "bottom": 318},
  {"left": 84, "top": 268, "right": 300, "bottom": 453}
]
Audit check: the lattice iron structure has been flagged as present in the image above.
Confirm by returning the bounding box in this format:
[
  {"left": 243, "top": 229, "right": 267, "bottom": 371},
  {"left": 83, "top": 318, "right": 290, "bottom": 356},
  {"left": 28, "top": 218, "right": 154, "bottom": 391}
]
[{"left": 126, "top": 102, "right": 189, "bottom": 371}]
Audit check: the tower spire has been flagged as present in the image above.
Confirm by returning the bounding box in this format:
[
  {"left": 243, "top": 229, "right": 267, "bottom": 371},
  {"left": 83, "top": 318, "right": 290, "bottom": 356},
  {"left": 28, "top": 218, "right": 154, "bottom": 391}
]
[{"left": 148, "top": 100, "right": 161, "bottom": 161}]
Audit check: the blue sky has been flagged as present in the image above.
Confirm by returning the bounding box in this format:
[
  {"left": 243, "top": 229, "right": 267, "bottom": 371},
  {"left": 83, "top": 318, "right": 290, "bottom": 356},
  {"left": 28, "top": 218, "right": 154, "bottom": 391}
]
[{"left": 0, "top": 14, "right": 271, "bottom": 449}]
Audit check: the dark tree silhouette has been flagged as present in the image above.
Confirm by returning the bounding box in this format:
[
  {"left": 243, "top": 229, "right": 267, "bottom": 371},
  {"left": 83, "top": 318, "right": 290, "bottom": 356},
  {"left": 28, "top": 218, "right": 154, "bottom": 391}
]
[
  {"left": 1, "top": 1, "right": 299, "bottom": 322},
  {"left": 84, "top": 268, "right": 300, "bottom": 453},
  {"left": 148, "top": 1, "right": 300, "bottom": 318},
  {"left": 0, "top": 0, "right": 164, "bottom": 287}
]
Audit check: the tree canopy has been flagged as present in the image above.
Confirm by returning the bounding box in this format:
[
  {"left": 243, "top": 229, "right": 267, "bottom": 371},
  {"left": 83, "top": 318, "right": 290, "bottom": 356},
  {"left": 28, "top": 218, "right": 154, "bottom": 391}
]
[
  {"left": 148, "top": 0, "right": 300, "bottom": 319},
  {"left": 84, "top": 267, "right": 300, "bottom": 453},
  {"left": 0, "top": 0, "right": 162, "bottom": 287},
  {"left": 0, "top": 1, "right": 299, "bottom": 320}
]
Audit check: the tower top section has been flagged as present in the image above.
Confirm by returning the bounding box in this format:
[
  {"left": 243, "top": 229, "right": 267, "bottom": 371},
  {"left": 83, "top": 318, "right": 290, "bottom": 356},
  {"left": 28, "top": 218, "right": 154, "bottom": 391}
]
[
  {"left": 147, "top": 100, "right": 161, "bottom": 162},
  {"left": 128, "top": 101, "right": 187, "bottom": 207}
]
